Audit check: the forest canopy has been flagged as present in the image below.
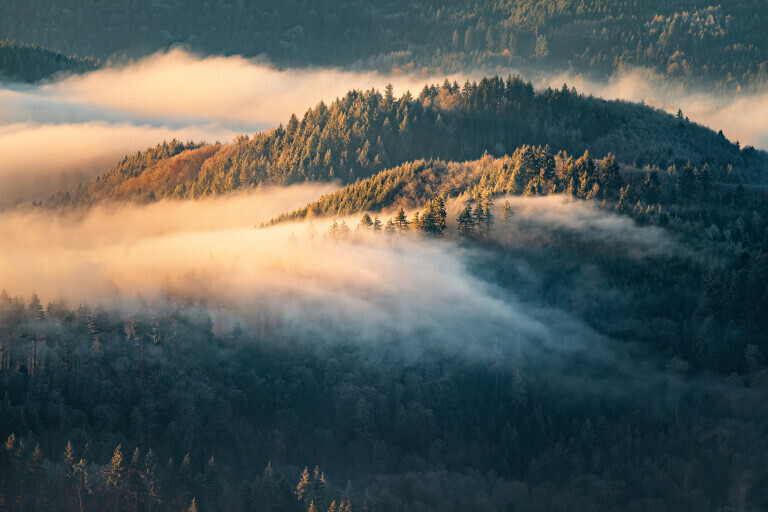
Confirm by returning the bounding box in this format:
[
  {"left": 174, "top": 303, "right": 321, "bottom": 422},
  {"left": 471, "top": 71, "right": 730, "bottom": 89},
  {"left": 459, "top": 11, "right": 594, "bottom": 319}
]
[{"left": 2, "top": 1, "right": 768, "bottom": 91}]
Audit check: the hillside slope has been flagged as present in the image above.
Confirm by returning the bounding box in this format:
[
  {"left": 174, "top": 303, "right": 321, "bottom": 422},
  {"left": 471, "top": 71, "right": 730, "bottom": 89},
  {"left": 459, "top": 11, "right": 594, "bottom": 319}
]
[{"left": 53, "top": 76, "right": 765, "bottom": 207}]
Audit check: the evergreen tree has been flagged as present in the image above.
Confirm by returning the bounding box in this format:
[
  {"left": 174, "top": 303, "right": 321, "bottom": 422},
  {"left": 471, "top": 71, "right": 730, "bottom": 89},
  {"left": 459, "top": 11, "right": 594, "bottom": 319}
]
[
  {"left": 104, "top": 444, "right": 124, "bottom": 512},
  {"left": 393, "top": 207, "right": 410, "bottom": 231},
  {"left": 142, "top": 450, "right": 159, "bottom": 512},
  {"left": 358, "top": 213, "right": 373, "bottom": 230},
  {"left": 501, "top": 200, "right": 514, "bottom": 225},
  {"left": 372, "top": 217, "right": 382, "bottom": 232},
  {"left": 538, "top": 145, "right": 557, "bottom": 192},
  {"left": 456, "top": 206, "right": 475, "bottom": 238},
  {"left": 677, "top": 162, "right": 697, "bottom": 200},
  {"left": 296, "top": 467, "right": 311, "bottom": 503},
  {"left": 615, "top": 185, "right": 632, "bottom": 214},
  {"left": 598, "top": 153, "right": 621, "bottom": 195},
  {"left": 338, "top": 220, "right": 351, "bottom": 238},
  {"left": 698, "top": 163, "right": 712, "bottom": 196},
  {"left": 127, "top": 448, "right": 142, "bottom": 512}
]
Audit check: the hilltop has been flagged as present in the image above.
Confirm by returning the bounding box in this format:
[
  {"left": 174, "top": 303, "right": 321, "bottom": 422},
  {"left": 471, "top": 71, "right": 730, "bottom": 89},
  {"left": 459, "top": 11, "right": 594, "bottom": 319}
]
[{"left": 48, "top": 75, "right": 764, "bottom": 208}]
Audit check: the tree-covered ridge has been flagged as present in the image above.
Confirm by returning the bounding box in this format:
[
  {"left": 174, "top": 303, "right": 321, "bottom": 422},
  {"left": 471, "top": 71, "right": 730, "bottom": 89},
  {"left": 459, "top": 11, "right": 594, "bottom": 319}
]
[
  {"left": 0, "top": 40, "right": 97, "bottom": 82},
  {"left": 267, "top": 144, "right": 747, "bottom": 229},
  {"left": 52, "top": 76, "right": 763, "bottom": 208},
  {"left": 2, "top": 1, "right": 768, "bottom": 91}
]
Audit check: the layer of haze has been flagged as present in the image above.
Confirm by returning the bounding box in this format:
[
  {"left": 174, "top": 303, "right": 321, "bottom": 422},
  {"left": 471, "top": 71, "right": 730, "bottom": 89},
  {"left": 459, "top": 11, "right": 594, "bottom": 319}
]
[{"left": 0, "top": 187, "right": 648, "bottom": 386}]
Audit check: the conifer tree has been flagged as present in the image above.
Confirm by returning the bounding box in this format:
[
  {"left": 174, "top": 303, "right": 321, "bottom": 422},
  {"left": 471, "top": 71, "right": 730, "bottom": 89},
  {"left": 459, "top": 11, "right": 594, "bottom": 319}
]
[
  {"left": 698, "top": 163, "right": 712, "bottom": 196},
  {"left": 677, "top": 162, "right": 697, "bottom": 200},
  {"left": 338, "top": 221, "right": 351, "bottom": 238},
  {"left": 104, "top": 444, "right": 124, "bottom": 512},
  {"left": 296, "top": 467, "right": 311, "bottom": 503},
  {"left": 599, "top": 153, "right": 621, "bottom": 194},
  {"left": 143, "top": 450, "right": 159, "bottom": 512},
  {"left": 500, "top": 201, "right": 513, "bottom": 225},
  {"left": 538, "top": 145, "right": 556, "bottom": 191},
  {"left": 372, "top": 217, "right": 382, "bottom": 232},
  {"left": 615, "top": 185, "right": 632, "bottom": 214},
  {"left": 393, "top": 207, "right": 410, "bottom": 231},
  {"left": 456, "top": 206, "right": 475, "bottom": 238},
  {"left": 358, "top": 213, "right": 373, "bottom": 230}
]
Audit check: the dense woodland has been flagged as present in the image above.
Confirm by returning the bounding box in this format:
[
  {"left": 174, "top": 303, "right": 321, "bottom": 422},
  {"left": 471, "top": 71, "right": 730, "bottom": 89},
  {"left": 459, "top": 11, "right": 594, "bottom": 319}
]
[
  {"left": 3, "top": 1, "right": 768, "bottom": 91},
  {"left": 0, "top": 39, "right": 96, "bottom": 82},
  {"left": 9, "top": 82, "right": 768, "bottom": 509},
  {"left": 4, "top": 143, "right": 768, "bottom": 509},
  {"left": 45, "top": 75, "right": 763, "bottom": 208},
  {"left": 2, "top": 8, "right": 768, "bottom": 506}
]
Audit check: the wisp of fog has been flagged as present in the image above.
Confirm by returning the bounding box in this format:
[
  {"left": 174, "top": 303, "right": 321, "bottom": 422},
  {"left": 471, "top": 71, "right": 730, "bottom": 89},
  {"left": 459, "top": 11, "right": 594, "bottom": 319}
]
[{"left": 0, "top": 187, "right": 678, "bottom": 396}]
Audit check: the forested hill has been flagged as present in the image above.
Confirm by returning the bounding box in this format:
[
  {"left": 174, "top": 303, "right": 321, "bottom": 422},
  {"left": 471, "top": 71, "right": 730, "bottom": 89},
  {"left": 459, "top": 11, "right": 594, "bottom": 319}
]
[
  {"left": 0, "top": 40, "right": 97, "bottom": 82},
  {"left": 49, "top": 76, "right": 764, "bottom": 208},
  {"left": 3, "top": 1, "right": 768, "bottom": 91}
]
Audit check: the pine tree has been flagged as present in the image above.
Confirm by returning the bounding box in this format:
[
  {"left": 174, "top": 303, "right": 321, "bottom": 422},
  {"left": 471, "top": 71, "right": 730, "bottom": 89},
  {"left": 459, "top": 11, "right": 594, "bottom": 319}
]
[
  {"left": 640, "top": 172, "right": 661, "bottom": 204},
  {"left": 327, "top": 220, "right": 339, "bottom": 239},
  {"left": 677, "top": 162, "right": 697, "bottom": 200},
  {"left": 525, "top": 176, "right": 542, "bottom": 196},
  {"left": 432, "top": 196, "right": 446, "bottom": 236},
  {"left": 411, "top": 212, "right": 422, "bottom": 231},
  {"left": 127, "top": 448, "right": 142, "bottom": 512},
  {"left": 698, "top": 163, "right": 712, "bottom": 196},
  {"left": 599, "top": 153, "right": 621, "bottom": 195},
  {"left": 473, "top": 198, "right": 486, "bottom": 231},
  {"left": 615, "top": 185, "right": 632, "bottom": 214},
  {"left": 143, "top": 450, "right": 159, "bottom": 512},
  {"left": 384, "top": 220, "right": 396, "bottom": 234},
  {"left": 372, "top": 217, "right": 382, "bottom": 232},
  {"left": 358, "top": 213, "right": 373, "bottom": 230},
  {"left": 393, "top": 207, "right": 410, "bottom": 231},
  {"left": 104, "top": 444, "right": 124, "bottom": 512},
  {"left": 537, "top": 145, "right": 556, "bottom": 192},
  {"left": 456, "top": 206, "right": 475, "bottom": 238},
  {"left": 500, "top": 201, "right": 513, "bottom": 225},
  {"left": 338, "top": 221, "right": 351, "bottom": 238},
  {"left": 296, "top": 467, "right": 311, "bottom": 503},
  {"left": 28, "top": 294, "right": 44, "bottom": 321}
]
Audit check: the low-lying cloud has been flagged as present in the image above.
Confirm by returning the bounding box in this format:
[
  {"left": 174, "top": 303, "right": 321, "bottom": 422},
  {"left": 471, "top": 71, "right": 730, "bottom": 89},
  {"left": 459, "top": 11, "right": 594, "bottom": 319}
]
[{"left": 0, "top": 187, "right": 649, "bottom": 389}]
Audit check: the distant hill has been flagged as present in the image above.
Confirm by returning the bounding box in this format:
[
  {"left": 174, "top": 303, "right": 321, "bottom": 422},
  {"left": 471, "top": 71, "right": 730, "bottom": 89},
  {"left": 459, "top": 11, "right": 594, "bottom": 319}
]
[
  {"left": 2, "top": 1, "right": 768, "bottom": 91},
  {"left": 0, "top": 40, "right": 97, "bottom": 82},
  {"left": 52, "top": 76, "right": 765, "bottom": 208}
]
